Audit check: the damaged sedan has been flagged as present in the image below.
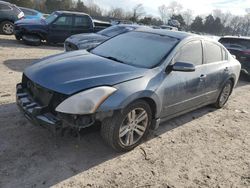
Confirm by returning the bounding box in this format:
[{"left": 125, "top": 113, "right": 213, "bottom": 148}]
[{"left": 16, "top": 29, "right": 241, "bottom": 152}]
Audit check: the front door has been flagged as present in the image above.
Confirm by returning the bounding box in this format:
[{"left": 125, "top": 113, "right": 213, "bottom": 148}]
[
  {"left": 160, "top": 40, "right": 207, "bottom": 118},
  {"left": 48, "top": 15, "right": 73, "bottom": 43}
]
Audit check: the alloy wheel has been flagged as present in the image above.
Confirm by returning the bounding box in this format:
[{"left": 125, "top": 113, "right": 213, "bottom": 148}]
[
  {"left": 219, "top": 82, "right": 232, "bottom": 106},
  {"left": 119, "top": 108, "right": 148, "bottom": 146},
  {"left": 3, "top": 23, "right": 14, "bottom": 35}
]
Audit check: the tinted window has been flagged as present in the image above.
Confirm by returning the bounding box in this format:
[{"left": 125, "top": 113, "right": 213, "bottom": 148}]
[
  {"left": 219, "top": 38, "right": 250, "bottom": 49},
  {"left": 175, "top": 40, "right": 203, "bottom": 66},
  {"left": 54, "top": 16, "right": 73, "bottom": 26},
  {"left": 98, "top": 25, "right": 135, "bottom": 37},
  {"left": 0, "top": 4, "right": 11, "bottom": 10},
  {"left": 91, "top": 32, "right": 179, "bottom": 68},
  {"left": 204, "top": 41, "right": 222, "bottom": 63},
  {"left": 74, "top": 16, "right": 90, "bottom": 27}
]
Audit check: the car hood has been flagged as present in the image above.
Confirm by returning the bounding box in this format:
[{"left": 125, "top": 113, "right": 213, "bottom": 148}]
[
  {"left": 15, "top": 19, "right": 46, "bottom": 26},
  {"left": 24, "top": 50, "right": 146, "bottom": 95},
  {"left": 66, "top": 33, "right": 108, "bottom": 46}
]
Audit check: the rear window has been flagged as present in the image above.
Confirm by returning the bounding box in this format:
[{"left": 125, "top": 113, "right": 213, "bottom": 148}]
[
  {"left": 219, "top": 38, "right": 250, "bottom": 49},
  {"left": 74, "top": 16, "right": 91, "bottom": 28},
  {"left": 204, "top": 41, "right": 222, "bottom": 63},
  {"left": 21, "top": 8, "right": 36, "bottom": 16}
]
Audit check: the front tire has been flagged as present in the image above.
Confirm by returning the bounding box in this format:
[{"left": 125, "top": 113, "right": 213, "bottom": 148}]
[
  {"left": 213, "top": 80, "right": 233, "bottom": 108},
  {"left": 101, "top": 100, "right": 152, "bottom": 152},
  {"left": 22, "top": 35, "right": 42, "bottom": 46},
  {"left": 0, "top": 21, "right": 14, "bottom": 35}
]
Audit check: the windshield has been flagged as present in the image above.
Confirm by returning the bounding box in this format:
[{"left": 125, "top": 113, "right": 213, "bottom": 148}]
[
  {"left": 98, "top": 25, "right": 135, "bottom": 37},
  {"left": 91, "top": 31, "right": 179, "bottom": 68},
  {"left": 45, "top": 13, "right": 58, "bottom": 24}
]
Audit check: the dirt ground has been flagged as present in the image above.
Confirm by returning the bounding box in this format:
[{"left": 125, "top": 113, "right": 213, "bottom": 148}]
[{"left": 0, "top": 35, "right": 250, "bottom": 188}]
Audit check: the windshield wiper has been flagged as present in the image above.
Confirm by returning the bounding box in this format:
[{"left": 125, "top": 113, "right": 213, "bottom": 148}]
[{"left": 105, "top": 56, "right": 125, "bottom": 63}]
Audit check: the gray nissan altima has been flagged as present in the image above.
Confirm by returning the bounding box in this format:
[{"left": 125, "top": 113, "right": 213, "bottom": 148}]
[{"left": 16, "top": 28, "right": 241, "bottom": 152}]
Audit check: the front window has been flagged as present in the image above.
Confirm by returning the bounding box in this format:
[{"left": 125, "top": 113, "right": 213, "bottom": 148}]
[
  {"left": 98, "top": 25, "right": 135, "bottom": 37},
  {"left": 174, "top": 40, "right": 203, "bottom": 66},
  {"left": 91, "top": 31, "right": 179, "bottom": 68},
  {"left": 45, "top": 13, "right": 58, "bottom": 24}
]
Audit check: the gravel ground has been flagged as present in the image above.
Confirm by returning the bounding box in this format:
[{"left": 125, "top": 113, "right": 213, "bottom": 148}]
[{"left": 0, "top": 35, "right": 250, "bottom": 188}]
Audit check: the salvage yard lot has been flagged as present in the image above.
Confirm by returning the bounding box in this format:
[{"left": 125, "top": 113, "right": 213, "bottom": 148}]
[{"left": 0, "top": 35, "right": 250, "bottom": 188}]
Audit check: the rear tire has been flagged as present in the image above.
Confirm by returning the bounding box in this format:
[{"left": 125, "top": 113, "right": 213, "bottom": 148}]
[
  {"left": 101, "top": 100, "right": 152, "bottom": 152},
  {"left": 22, "top": 35, "right": 42, "bottom": 46},
  {"left": 0, "top": 21, "right": 14, "bottom": 35},
  {"left": 213, "top": 80, "right": 233, "bottom": 109}
]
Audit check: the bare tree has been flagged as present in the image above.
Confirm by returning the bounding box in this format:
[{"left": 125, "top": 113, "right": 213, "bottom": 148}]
[
  {"left": 108, "top": 7, "right": 125, "bottom": 19},
  {"left": 158, "top": 4, "right": 168, "bottom": 24},
  {"left": 182, "top": 9, "right": 193, "bottom": 26},
  {"left": 131, "top": 4, "right": 145, "bottom": 22},
  {"left": 167, "top": 1, "right": 183, "bottom": 16}
]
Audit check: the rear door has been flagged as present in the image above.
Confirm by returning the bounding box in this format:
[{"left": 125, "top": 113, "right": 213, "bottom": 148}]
[
  {"left": 161, "top": 40, "right": 207, "bottom": 117},
  {"left": 48, "top": 15, "right": 73, "bottom": 43},
  {"left": 71, "top": 15, "right": 94, "bottom": 35},
  {"left": 202, "top": 40, "right": 229, "bottom": 101}
]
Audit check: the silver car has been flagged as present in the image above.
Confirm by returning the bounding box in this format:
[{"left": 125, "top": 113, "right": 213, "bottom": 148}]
[{"left": 17, "top": 29, "right": 241, "bottom": 152}]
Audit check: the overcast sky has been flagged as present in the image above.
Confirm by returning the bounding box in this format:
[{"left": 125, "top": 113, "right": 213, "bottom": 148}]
[{"left": 90, "top": 0, "right": 250, "bottom": 17}]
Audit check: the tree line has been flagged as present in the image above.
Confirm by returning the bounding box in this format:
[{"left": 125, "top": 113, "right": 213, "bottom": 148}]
[{"left": 5, "top": 0, "right": 250, "bottom": 36}]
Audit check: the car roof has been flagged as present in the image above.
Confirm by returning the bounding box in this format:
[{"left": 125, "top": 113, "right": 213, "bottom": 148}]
[
  {"left": 134, "top": 28, "right": 195, "bottom": 40},
  {"left": 55, "top": 11, "right": 89, "bottom": 16},
  {"left": 220, "top": 36, "right": 250, "bottom": 40},
  {"left": 19, "top": 7, "right": 39, "bottom": 13},
  {"left": 0, "top": 0, "right": 11, "bottom": 5}
]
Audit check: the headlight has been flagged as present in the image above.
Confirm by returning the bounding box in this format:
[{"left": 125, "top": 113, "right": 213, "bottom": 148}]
[
  {"left": 78, "top": 42, "right": 99, "bottom": 50},
  {"left": 55, "top": 86, "right": 117, "bottom": 114},
  {"left": 18, "top": 12, "right": 24, "bottom": 19}
]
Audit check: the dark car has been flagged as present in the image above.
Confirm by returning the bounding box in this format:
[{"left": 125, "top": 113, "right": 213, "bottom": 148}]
[
  {"left": 219, "top": 36, "right": 250, "bottom": 80},
  {"left": 14, "top": 11, "right": 95, "bottom": 45},
  {"left": 64, "top": 24, "right": 143, "bottom": 51},
  {"left": 0, "top": 0, "right": 24, "bottom": 35},
  {"left": 19, "top": 7, "right": 44, "bottom": 20},
  {"left": 16, "top": 29, "right": 241, "bottom": 151}
]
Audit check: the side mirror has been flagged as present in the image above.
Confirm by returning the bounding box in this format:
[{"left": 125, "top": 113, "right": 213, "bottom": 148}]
[{"left": 171, "top": 62, "right": 196, "bottom": 72}]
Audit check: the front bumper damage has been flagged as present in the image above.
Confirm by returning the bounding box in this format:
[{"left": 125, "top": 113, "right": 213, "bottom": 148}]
[
  {"left": 16, "top": 83, "right": 114, "bottom": 135},
  {"left": 16, "top": 83, "right": 62, "bottom": 132}
]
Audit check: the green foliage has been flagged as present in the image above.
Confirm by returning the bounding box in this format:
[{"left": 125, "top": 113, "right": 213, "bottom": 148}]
[
  {"left": 190, "top": 15, "right": 223, "bottom": 35},
  {"left": 171, "top": 14, "right": 185, "bottom": 28},
  {"left": 45, "top": 0, "right": 73, "bottom": 13},
  {"left": 190, "top": 16, "right": 203, "bottom": 32}
]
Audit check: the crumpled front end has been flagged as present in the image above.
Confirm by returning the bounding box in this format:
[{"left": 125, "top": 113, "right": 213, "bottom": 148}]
[{"left": 16, "top": 75, "right": 104, "bottom": 133}]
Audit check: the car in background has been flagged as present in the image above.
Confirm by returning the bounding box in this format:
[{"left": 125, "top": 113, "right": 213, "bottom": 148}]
[
  {"left": 93, "top": 19, "right": 111, "bottom": 32},
  {"left": 0, "top": 0, "right": 24, "bottom": 35},
  {"left": 64, "top": 24, "right": 144, "bottom": 51},
  {"left": 160, "top": 25, "right": 178, "bottom": 31},
  {"left": 19, "top": 7, "right": 44, "bottom": 20},
  {"left": 219, "top": 36, "right": 250, "bottom": 80},
  {"left": 16, "top": 29, "right": 241, "bottom": 151},
  {"left": 14, "top": 11, "right": 99, "bottom": 46}
]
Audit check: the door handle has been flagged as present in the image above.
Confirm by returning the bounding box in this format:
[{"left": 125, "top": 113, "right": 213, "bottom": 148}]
[{"left": 199, "top": 74, "right": 207, "bottom": 81}]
